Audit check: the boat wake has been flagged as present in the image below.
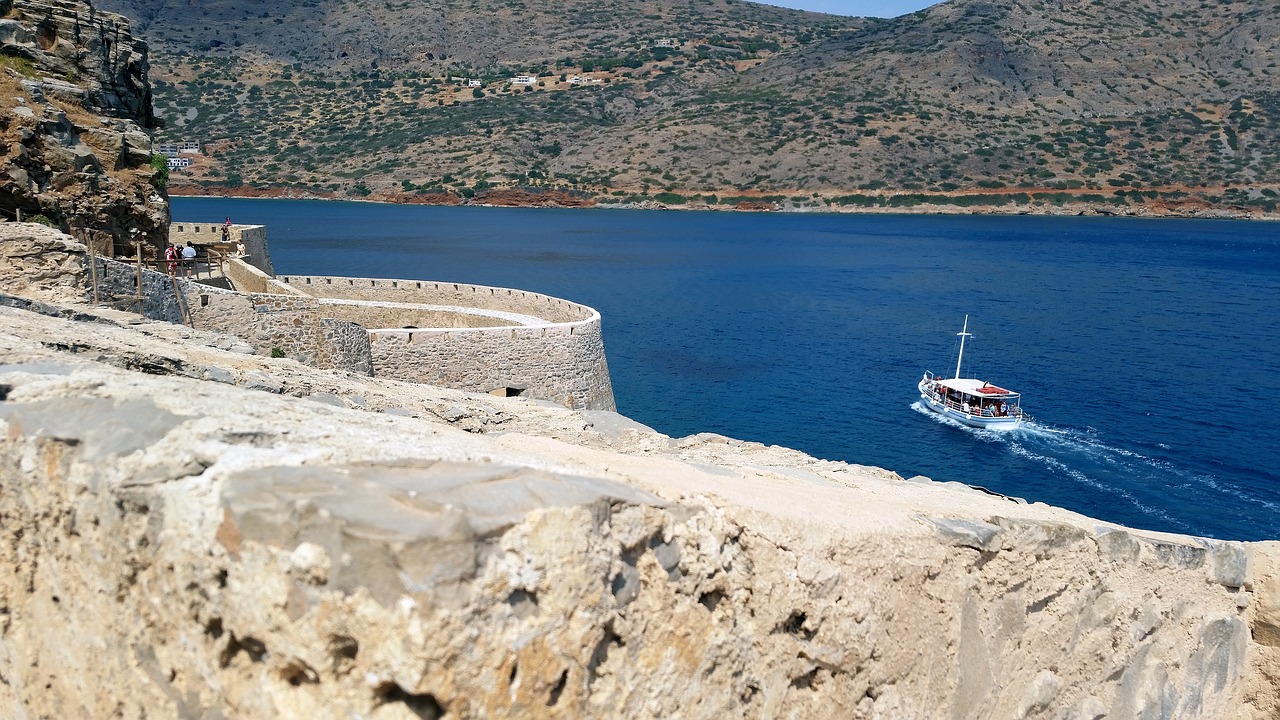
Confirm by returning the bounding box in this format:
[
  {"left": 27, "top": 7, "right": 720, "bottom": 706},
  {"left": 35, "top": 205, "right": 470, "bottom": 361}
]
[{"left": 909, "top": 402, "right": 1275, "bottom": 538}]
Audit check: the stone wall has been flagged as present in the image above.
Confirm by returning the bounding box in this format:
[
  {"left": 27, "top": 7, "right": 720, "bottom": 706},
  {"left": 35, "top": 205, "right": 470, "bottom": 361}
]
[
  {"left": 369, "top": 320, "right": 614, "bottom": 410},
  {"left": 279, "top": 275, "right": 593, "bottom": 324},
  {"left": 225, "top": 258, "right": 307, "bottom": 297},
  {"left": 322, "top": 318, "right": 374, "bottom": 376},
  {"left": 170, "top": 222, "right": 274, "bottom": 275},
  {"left": 314, "top": 300, "right": 524, "bottom": 330},
  {"left": 4, "top": 224, "right": 610, "bottom": 408},
  {"left": 92, "top": 254, "right": 188, "bottom": 324},
  {"left": 85, "top": 251, "right": 371, "bottom": 374},
  {"left": 277, "top": 275, "right": 615, "bottom": 410},
  {"left": 0, "top": 224, "right": 86, "bottom": 303}
]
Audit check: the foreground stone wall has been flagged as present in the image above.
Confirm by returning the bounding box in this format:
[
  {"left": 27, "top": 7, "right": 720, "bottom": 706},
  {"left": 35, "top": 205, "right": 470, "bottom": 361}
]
[{"left": 0, "top": 304, "right": 1276, "bottom": 719}]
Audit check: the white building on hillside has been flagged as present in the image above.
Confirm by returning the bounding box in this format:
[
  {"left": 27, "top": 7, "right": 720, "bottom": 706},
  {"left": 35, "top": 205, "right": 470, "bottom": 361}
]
[{"left": 510, "top": 75, "right": 537, "bottom": 86}]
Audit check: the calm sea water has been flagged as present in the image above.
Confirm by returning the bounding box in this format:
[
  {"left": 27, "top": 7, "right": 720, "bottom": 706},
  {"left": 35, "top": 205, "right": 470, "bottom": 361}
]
[{"left": 175, "top": 198, "right": 1280, "bottom": 541}]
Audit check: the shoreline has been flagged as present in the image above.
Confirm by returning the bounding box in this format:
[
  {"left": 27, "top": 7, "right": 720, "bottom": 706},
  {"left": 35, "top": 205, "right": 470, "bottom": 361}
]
[{"left": 168, "top": 186, "right": 1277, "bottom": 221}]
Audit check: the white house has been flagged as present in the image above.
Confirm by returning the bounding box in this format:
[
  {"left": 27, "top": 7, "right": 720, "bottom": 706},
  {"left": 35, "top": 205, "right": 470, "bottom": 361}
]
[
  {"left": 466, "top": 79, "right": 483, "bottom": 88},
  {"left": 510, "top": 75, "right": 537, "bottom": 86},
  {"left": 178, "top": 141, "right": 201, "bottom": 154},
  {"left": 568, "top": 75, "right": 603, "bottom": 85},
  {"left": 156, "top": 144, "right": 179, "bottom": 157},
  {"left": 655, "top": 38, "right": 679, "bottom": 47},
  {"left": 166, "top": 157, "right": 193, "bottom": 170}
]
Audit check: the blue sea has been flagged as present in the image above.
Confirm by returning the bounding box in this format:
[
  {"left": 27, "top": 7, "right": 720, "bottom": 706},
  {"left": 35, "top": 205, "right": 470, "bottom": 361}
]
[{"left": 174, "top": 198, "right": 1280, "bottom": 542}]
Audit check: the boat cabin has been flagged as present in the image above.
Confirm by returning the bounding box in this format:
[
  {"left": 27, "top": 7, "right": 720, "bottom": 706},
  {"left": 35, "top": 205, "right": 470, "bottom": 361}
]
[{"left": 922, "top": 374, "right": 1022, "bottom": 419}]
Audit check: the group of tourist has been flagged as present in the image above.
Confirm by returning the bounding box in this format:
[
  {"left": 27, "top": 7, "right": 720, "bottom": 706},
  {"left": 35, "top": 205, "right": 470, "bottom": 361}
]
[{"left": 164, "top": 241, "right": 198, "bottom": 276}]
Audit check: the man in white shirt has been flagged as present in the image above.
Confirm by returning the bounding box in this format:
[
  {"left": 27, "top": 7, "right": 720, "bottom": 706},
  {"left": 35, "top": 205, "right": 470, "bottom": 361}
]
[{"left": 181, "top": 242, "right": 197, "bottom": 276}]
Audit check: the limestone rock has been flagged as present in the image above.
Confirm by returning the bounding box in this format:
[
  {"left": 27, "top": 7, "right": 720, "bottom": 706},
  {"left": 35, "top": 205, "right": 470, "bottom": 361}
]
[
  {"left": 0, "top": 298, "right": 1276, "bottom": 718},
  {"left": 0, "top": 0, "right": 166, "bottom": 255}
]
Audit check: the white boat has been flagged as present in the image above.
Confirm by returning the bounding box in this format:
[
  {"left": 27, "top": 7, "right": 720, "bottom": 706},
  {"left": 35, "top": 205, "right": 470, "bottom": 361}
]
[{"left": 918, "top": 315, "right": 1025, "bottom": 430}]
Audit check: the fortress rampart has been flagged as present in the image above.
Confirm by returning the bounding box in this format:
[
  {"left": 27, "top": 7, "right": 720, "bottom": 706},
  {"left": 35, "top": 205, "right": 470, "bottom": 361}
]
[
  {"left": 277, "top": 275, "right": 614, "bottom": 411},
  {"left": 12, "top": 223, "right": 615, "bottom": 411},
  {"left": 276, "top": 275, "right": 594, "bottom": 323}
]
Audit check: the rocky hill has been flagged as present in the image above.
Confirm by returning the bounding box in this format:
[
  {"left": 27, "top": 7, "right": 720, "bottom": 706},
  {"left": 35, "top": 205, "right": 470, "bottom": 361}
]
[
  {"left": 96, "top": 0, "right": 1280, "bottom": 215},
  {"left": 0, "top": 0, "right": 168, "bottom": 254},
  {"left": 2, "top": 222, "right": 1279, "bottom": 717}
]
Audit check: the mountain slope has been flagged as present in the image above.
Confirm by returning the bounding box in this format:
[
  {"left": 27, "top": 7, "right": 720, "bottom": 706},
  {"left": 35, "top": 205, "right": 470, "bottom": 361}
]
[{"left": 99, "top": 0, "right": 1280, "bottom": 214}]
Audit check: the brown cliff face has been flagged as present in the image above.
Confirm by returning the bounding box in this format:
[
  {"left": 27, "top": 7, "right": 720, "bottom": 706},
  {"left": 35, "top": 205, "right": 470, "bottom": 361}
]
[{"left": 0, "top": 0, "right": 167, "bottom": 256}]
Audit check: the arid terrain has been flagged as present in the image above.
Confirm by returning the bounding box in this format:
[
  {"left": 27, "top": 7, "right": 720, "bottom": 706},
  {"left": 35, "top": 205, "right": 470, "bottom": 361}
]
[{"left": 98, "top": 0, "right": 1280, "bottom": 215}]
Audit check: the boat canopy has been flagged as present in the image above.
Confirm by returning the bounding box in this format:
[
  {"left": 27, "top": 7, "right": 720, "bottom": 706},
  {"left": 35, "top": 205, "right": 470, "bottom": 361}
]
[{"left": 934, "top": 377, "right": 1019, "bottom": 398}]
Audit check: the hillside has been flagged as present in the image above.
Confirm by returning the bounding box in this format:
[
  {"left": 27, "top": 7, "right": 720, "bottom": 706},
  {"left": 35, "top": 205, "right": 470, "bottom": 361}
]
[{"left": 100, "top": 0, "right": 1280, "bottom": 215}]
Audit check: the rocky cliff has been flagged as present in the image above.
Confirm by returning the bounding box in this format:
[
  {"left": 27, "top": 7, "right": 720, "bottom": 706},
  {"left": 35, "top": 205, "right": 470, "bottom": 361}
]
[
  {"left": 1, "top": 225, "right": 1278, "bottom": 718},
  {"left": 0, "top": 0, "right": 166, "bottom": 255}
]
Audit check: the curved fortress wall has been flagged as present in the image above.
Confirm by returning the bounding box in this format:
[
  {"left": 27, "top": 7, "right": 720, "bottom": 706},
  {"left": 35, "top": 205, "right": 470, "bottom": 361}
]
[{"left": 279, "top": 275, "right": 615, "bottom": 412}]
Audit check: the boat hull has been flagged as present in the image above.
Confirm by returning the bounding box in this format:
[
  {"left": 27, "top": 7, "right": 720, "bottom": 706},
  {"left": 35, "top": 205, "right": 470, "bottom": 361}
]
[{"left": 918, "top": 379, "right": 1023, "bottom": 430}]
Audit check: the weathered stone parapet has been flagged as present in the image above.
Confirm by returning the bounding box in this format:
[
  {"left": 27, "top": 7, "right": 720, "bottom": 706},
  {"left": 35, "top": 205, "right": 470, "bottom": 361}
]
[
  {"left": 370, "top": 318, "right": 614, "bottom": 411},
  {"left": 276, "top": 275, "right": 615, "bottom": 410},
  {"left": 0, "top": 310, "right": 1275, "bottom": 719},
  {"left": 279, "top": 275, "right": 595, "bottom": 324}
]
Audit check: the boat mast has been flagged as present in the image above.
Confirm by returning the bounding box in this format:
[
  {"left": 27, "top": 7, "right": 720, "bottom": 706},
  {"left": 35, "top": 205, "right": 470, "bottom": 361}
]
[{"left": 954, "top": 315, "right": 971, "bottom": 379}]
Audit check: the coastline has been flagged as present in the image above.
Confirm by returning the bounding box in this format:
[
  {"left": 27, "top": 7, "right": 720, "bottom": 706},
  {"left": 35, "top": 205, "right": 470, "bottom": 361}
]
[{"left": 168, "top": 184, "right": 1277, "bottom": 221}]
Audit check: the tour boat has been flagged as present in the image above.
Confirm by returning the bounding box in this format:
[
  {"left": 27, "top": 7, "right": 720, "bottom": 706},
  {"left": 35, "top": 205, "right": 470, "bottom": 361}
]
[{"left": 918, "top": 315, "right": 1025, "bottom": 430}]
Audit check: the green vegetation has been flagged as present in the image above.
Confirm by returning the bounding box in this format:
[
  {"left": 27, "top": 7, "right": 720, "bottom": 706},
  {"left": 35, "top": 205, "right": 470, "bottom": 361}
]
[
  {"left": 137, "top": 0, "right": 1280, "bottom": 214},
  {"left": 0, "top": 50, "right": 37, "bottom": 78},
  {"left": 150, "top": 155, "right": 170, "bottom": 189}
]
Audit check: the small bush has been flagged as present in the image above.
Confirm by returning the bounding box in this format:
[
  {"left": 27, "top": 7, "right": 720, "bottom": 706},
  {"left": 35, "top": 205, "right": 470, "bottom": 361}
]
[{"left": 150, "top": 155, "right": 170, "bottom": 189}]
